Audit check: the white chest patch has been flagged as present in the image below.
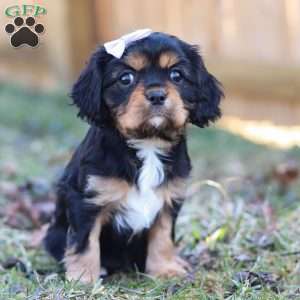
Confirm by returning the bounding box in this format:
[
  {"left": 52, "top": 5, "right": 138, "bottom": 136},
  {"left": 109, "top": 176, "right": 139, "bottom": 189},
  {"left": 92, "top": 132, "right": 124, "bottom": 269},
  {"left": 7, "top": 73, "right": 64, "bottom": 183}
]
[{"left": 114, "top": 139, "right": 165, "bottom": 233}]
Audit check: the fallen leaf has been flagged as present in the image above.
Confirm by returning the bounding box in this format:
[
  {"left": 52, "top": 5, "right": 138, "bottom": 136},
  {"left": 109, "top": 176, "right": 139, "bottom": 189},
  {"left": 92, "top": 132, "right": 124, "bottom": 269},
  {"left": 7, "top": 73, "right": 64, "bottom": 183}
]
[
  {"left": 2, "top": 178, "right": 55, "bottom": 229},
  {"left": 247, "top": 233, "right": 275, "bottom": 250},
  {"left": 205, "top": 225, "right": 229, "bottom": 249},
  {"left": 232, "top": 271, "right": 281, "bottom": 292},
  {"left": 226, "top": 271, "right": 282, "bottom": 296},
  {"left": 1, "top": 257, "right": 27, "bottom": 274},
  {"left": 273, "top": 162, "right": 299, "bottom": 186}
]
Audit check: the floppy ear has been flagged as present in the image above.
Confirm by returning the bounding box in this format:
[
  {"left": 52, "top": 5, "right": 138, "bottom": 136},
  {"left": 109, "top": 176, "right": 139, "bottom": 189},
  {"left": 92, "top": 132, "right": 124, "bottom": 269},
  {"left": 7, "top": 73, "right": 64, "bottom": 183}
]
[
  {"left": 71, "top": 47, "right": 110, "bottom": 126},
  {"left": 188, "top": 48, "right": 224, "bottom": 128}
]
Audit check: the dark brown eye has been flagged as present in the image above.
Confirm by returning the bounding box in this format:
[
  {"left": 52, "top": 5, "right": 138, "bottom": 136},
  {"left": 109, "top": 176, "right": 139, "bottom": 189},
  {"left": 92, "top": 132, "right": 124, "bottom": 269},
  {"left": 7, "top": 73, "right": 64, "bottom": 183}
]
[
  {"left": 170, "top": 69, "right": 183, "bottom": 83},
  {"left": 119, "top": 72, "right": 135, "bottom": 86}
]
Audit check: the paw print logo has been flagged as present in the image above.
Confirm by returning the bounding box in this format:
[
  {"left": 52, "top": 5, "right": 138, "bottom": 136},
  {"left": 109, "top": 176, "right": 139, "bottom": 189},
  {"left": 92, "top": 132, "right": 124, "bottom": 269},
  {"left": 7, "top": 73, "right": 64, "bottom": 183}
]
[{"left": 5, "top": 16, "right": 44, "bottom": 48}]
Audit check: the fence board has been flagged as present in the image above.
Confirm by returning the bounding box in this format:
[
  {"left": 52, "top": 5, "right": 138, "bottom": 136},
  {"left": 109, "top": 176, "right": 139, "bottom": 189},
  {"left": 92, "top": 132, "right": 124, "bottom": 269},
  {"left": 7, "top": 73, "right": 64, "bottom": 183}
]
[{"left": 94, "top": 0, "right": 300, "bottom": 65}]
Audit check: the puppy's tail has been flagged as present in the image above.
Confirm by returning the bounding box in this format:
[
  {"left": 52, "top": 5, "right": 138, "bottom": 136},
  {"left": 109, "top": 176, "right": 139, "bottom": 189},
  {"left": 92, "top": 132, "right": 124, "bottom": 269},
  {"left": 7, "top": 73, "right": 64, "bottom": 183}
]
[{"left": 44, "top": 191, "right": 68, "bottom": 262}]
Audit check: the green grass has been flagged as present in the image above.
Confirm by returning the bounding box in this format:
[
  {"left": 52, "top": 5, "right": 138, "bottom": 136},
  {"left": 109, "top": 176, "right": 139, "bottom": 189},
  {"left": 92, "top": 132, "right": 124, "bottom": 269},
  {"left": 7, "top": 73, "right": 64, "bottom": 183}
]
[{"left": 0, "top": 82, "right": 300, "bottom": 299}]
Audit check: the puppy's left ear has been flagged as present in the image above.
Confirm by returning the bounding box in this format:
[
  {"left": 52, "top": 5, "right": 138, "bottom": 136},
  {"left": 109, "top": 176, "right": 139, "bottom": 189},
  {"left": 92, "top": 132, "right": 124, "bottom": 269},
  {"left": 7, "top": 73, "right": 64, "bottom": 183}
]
[{"left": 188, "top": 48, "right": 224, "bottom": 128}]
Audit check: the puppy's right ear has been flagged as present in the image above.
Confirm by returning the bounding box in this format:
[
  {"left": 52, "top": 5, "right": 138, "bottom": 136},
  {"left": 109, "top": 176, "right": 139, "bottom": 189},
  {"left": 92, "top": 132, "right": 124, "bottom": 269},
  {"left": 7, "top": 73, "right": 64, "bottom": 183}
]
[{"left": 71, "top": 47, "right": 110, "bottom": 126}]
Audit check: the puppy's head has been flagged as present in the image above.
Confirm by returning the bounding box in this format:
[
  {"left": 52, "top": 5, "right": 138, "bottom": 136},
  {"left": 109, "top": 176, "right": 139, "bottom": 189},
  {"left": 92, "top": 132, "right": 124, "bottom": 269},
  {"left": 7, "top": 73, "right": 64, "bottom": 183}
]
[{"left": 72, "top": 32, "right": 223, "bottom": 140}]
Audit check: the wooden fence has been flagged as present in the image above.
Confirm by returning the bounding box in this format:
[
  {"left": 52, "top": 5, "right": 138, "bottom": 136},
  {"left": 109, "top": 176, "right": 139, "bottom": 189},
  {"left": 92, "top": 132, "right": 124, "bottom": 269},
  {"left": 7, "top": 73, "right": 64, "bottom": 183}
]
[
  {"left": 0, "top": 0, "right": 299, "bottom": 124},
  {"left": 94, "top": 0, "right": 300, "bottom": 65}
]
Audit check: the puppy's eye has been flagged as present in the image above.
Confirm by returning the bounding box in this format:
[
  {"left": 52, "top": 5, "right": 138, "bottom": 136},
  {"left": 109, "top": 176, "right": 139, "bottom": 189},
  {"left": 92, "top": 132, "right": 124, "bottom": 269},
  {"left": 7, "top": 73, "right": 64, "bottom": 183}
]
[
  {"left": 170, "top": 69, "right": 183, "bottom": 83},
  {"left": 119, "top": 72, "right": 135, "bottom": 86}
]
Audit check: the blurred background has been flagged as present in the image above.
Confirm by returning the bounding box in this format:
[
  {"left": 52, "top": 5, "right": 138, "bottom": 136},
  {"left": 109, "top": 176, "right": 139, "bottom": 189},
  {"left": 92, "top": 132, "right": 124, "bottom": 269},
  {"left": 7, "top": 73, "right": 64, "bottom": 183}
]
[
  {"left": 0, "top": 1, "right": 300, "bottom": 298},
  {"left": 1, "top": 0, "right": 300, "bottom": 147}
]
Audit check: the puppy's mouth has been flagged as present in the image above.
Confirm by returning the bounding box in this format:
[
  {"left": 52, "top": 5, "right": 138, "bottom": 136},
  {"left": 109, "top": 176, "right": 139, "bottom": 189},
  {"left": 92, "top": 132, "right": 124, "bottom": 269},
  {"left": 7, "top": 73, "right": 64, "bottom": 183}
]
[
  {"left": 148, "top": 115, "right": 165, "bottom": 128},
  {"left": 147, "top": 106, "right": 169, "bottom": 128},
  {"left": 115, "top": 93, "right": 188, "bottom": 140}
]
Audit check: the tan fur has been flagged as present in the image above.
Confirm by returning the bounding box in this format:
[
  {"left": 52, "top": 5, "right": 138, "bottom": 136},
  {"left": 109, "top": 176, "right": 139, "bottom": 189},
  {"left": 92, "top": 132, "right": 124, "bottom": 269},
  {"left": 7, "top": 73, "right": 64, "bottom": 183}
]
[
  {"left": 159, "top": 52, "right": 179, "bottom": 69},
  {"left": 87, "top": 174, "right": 186, "bottom": 209},
  {"left": 86, "top": 176, "right": 132, "bottom": 225},
  {"left": 165, "top": 83, "right": 189, "bottom": 128},
  {"left": 128, "top": 137, "right": 173, "bottom": 150},
  {"left": 117, "top": 84, "right": 149, "bottom": 135},
  {"left": 146, "top": 211, "right": 190, "bottom": 278},
  {"left": 125, "top": 53, "right": 149, "bottom": 71},
  {"left": 86, "top": 176, "right": 130, "bottom": 206},
  {"left": 65, "top": 215, "right": 102, "bottom": 283}
]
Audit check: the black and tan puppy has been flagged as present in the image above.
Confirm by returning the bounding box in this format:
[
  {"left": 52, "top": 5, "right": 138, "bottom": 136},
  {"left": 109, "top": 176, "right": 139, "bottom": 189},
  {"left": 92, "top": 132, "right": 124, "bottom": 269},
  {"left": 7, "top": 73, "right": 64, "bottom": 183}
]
[{"left": 44, "top": 31, "right": 223, "bottom": 283}]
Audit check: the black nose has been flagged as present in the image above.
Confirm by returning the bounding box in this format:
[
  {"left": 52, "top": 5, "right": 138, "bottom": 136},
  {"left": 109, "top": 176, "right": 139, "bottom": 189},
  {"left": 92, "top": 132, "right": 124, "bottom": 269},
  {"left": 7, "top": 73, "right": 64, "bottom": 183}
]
[{"left": 145, "top": 89, "right": 167, "bottom": 105}]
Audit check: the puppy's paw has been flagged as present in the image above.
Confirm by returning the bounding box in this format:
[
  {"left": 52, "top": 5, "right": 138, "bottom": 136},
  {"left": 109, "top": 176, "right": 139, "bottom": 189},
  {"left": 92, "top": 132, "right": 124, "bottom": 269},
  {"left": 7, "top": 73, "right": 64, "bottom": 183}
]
[
  {"left": 147, "top": 256, "right": 190, "bottom": 278},
  {"left": 64, "top": 251, "right": 100, "bottom": 284},
  {"left": 66, "top": 266, "right": 106, "bottom": 283},
  {"left": 66, "top": 262, "right": 100, "bottom": 284},
  {"left": 66, "top": 268, "right": 99, "bottom": 284}
]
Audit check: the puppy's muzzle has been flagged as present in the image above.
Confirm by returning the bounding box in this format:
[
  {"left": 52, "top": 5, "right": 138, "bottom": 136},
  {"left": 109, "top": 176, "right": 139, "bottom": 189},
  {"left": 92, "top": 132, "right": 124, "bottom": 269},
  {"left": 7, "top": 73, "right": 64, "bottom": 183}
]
[{"left": 145, "top": 88, "right": 167, "bottom": 106}]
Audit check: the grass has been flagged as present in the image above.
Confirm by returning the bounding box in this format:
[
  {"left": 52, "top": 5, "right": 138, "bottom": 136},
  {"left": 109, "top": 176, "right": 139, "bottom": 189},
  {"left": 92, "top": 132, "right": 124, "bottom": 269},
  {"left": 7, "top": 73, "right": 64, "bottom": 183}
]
[{"left": 0, "top": 82, "right": 300, "bottom": 299}]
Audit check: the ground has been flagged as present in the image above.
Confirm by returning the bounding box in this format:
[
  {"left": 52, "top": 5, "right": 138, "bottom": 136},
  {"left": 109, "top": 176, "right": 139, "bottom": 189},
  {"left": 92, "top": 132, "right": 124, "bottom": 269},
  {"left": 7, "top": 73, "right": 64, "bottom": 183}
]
[{"left": 0, "top": 82, "right": 300, "bottom": 300}]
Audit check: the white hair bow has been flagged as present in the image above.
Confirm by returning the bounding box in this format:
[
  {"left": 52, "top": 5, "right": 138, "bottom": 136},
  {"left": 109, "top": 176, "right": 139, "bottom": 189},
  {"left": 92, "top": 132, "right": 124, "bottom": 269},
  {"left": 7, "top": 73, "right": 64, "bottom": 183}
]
[{"left": 104, "top": 29, "right": 153, "bottom": 59}]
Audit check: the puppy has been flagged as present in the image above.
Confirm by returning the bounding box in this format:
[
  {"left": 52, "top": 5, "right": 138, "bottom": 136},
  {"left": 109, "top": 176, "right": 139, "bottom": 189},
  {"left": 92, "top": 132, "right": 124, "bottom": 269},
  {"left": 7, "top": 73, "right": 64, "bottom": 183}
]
[{"left": 44, "top": 31, "right": 223, "bottom": 283}]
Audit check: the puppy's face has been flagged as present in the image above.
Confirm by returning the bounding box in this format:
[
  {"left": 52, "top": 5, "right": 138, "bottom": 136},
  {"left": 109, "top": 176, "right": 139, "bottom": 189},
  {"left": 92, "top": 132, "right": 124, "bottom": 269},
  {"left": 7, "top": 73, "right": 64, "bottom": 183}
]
[
  {"left": 72, "top": 33, "right": 223, "bottom": 140},
  {"left": 104, "top": 49, "right": 189, "bottom": 139}
]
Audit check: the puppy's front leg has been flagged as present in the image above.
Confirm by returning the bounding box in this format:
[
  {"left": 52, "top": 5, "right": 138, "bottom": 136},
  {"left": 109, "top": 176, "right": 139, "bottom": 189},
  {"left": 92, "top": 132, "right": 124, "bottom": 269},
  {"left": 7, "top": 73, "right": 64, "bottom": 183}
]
[
  {"left": 64, "top": 215, "right": 102, "bottom": 283},
  {"left": 146, "top": 211, "right": 189, "bottom": 278}
]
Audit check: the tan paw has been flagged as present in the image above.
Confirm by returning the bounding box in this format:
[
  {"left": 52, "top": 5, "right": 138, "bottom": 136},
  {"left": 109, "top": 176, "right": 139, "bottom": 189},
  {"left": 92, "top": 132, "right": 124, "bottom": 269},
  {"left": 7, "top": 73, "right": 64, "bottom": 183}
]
[
  {"left": 66, "top": 267, "right": 100, "bottom": 284},
  {"left": 147, "top": 258, "right": 189, "bottom": 278},
  {"left": 64, "top": 252, "right": 100, "bottom": 284}
]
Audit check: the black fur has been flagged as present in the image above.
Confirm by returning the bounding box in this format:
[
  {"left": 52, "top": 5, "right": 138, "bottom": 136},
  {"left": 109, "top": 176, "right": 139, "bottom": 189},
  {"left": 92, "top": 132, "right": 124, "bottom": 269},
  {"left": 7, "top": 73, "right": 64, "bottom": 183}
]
[
  {"left": 178, "top": 43, "right": 223, "bottom": 127},
  {"left": 44, "top": 32, "right": 223, "bottom": 276},
  {"left": 71, "top": 48, "right": 112, "bottom": 127}
]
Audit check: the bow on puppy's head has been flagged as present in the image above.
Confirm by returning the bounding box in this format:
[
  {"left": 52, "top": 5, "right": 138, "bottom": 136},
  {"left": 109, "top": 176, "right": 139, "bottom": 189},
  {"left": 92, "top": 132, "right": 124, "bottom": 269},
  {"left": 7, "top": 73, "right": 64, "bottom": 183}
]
[{"left": 104, "top": 29, "right": 152, "bottom": 58}]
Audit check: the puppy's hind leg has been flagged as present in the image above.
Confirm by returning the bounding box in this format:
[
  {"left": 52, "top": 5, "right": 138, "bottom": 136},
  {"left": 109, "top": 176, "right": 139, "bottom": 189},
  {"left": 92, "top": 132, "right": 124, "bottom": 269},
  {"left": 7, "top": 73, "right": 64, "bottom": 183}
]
[
  {"left": 44, "top": 189, "right": 69, "bottom": 262},
  {"left": 54, "top": 185, "right": 102, "bottom": 284}
]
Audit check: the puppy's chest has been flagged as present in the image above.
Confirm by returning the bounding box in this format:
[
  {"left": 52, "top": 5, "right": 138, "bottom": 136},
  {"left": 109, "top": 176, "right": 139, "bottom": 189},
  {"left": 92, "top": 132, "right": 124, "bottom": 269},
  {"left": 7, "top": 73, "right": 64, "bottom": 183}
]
[
  {"left": 86, "top": 141, "right": 174, "bottom": 233},
  {"left": 114, "top": 143, "right": 166, "bottom": 233}
]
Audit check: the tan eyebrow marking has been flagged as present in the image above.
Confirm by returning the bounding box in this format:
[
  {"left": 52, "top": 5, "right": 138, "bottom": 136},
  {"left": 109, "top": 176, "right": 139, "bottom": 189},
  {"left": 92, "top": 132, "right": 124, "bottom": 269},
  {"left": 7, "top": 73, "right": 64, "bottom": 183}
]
[
  {"left": 124, "top": 52, "right": 149, "bottom": 71},
  {"left": 159, "top": 52, "right": 179, "bottom": 69}
]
